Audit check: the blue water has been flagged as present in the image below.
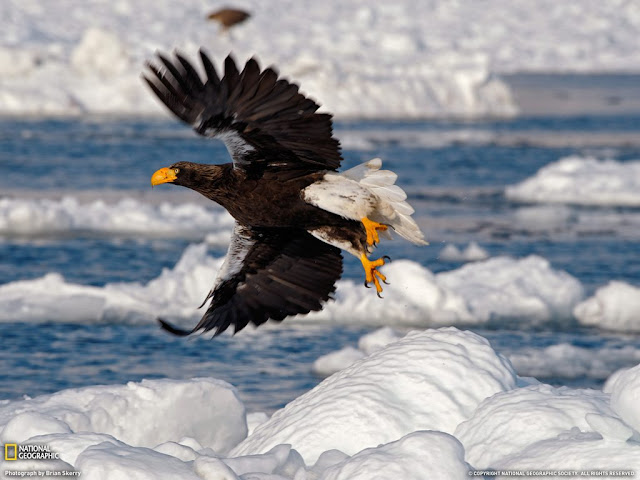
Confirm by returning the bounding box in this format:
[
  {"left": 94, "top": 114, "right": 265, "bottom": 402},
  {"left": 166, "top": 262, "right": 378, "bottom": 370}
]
[{"left": 2, "top": 116, "right": 640, "bottom": 411}]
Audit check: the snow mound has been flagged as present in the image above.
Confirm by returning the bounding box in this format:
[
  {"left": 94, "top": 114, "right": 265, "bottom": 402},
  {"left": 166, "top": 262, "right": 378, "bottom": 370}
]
[
  {"left": 0, "top": 243, "right": 223, "bottom": 323},
  {"left": 574, "top": 281, "right": 640, "bottom": 332},
  {"left": 439, "top": 241, "right": 489, "bottom": 262},
  {"left": 309, "top": 255, "right": 584, "bottom": 328},
  {"left": 0, "top": 377, "right": 247, "bottom": 455},
  {"left": 604, "top": 364, "right": 640, "bottom": 434},
  {"left": 231, "top": 328, "right": 517, "bottom": 463},
  {"left": 314, "top": 327, "right": 640, "bottom": 382},
  {"left": 0, "top": 196, "right": 233, "bottom": 240},
  {"left": 435, "top": 255, "right": 584, "bottom": 327},
  {"left": 456, "top": 383, "right": 639, "bottom": 470},
  {"left": 320, "top": 431, "right": 471, "bottom": 480},
  {"left": 506, "top": 156, "right": 640, "bottom": 206},
  {"left": 2, "top": 328, "right": 640, "bottom": 477},
  {"left": 0, "top": 244, "right": 588, "bottom": 329}
]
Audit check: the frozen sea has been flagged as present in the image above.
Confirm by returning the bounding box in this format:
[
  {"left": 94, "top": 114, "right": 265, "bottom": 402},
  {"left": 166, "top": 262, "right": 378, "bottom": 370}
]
[{"left": 1, "top": 114, "right": 640, "bottom": 412}]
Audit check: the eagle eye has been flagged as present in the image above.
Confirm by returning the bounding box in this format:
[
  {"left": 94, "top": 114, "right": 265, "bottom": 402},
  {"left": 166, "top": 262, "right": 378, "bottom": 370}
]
[{"left": 173, "top": 168, "right": 180, "bottom": 174}]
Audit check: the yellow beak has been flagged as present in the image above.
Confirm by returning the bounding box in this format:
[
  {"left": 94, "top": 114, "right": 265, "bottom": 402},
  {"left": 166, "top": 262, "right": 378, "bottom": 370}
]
[{"left": 151, "top": 167, "right": 177, "bottom": 187}]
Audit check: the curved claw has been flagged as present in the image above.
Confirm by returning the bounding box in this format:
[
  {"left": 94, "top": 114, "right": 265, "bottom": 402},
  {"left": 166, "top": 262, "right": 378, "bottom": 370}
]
[
  {"left": 382, "top": 255, "right": 391, "bottom": 262},
  {"left": 360, "top": 253, "right": 389, "bottom": 297},
  {"left": 376, "top": 291, "right": 384, "bottom": 299}
]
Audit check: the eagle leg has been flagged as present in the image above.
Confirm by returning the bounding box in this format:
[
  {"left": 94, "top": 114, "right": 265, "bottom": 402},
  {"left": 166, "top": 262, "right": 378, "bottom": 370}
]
[
  {"left": 361, "top": 217, "right": 388, "bottom": 246},
  {"left": 360, "top": 253, "right": 389, "bottom": 298}
]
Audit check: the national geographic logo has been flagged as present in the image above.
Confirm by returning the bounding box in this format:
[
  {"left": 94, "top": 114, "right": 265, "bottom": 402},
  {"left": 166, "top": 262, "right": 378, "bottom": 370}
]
[{"left": 4, "top": 443, "right": 60, "bottom": 461}]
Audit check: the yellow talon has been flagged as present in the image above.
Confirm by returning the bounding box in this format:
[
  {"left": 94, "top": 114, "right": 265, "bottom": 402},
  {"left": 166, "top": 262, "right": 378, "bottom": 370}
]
[
  {"left": 360, "top": 253, "right": 389, "bottom": 298},
  {"left": 361, "top": 217, "right": 388, "bottom": 246}
]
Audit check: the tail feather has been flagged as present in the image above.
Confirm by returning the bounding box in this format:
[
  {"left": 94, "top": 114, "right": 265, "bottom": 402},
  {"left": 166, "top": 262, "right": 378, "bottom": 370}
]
[{"left": 351, "top": 158, "right": 427, "bottom": 246}]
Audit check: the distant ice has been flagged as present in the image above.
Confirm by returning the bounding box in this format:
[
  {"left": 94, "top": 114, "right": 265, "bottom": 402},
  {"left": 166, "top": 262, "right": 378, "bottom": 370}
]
[
  {"left": 0, "top": 243, "right": 223, "bottom": 324},
  {"left": 574, "top": 281, "right": 640, "bottom": 332},
  {"left": 314, "top": 327, "right": 640, "bottom": 381},
  {"left": 506, "top": 156, "right": 640, "bottom": 206},
  {"left": 3, "top": 328, "right": 639, "bottom": 477},
  {"left": 438, "top": 241, "right": 489, "bottom": 262},
  {"left": 0, "top": 241, "right": 590, "bottom": 329},
  {"left": 0, "top": 196, "right": 233, "bottom": 240},
  {"left": 505, "top": 343, "right": 640, "bottom": 381},
  {"left": 1, "top": 237, "right": 635, "bottom": 334}
]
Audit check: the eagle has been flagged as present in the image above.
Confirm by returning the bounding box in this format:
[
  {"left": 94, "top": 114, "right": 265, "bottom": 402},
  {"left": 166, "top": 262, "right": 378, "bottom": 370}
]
[
  {"left": 206, "top": 8, "right": 251, "bottom": 32},
  {"left": 143, "top": 50, "right": 426, "bottom": 336}
]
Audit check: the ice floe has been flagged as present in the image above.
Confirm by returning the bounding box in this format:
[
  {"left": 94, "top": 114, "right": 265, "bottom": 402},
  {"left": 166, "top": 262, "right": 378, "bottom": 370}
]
[
  {"left": 574, "top": 281, "right": 640, "bottom": 333},
  {"left": 2, "top": 328, "right": 639, "bottom": 478},
  {"left": 1, "top": 238, "right": 637, "bottom": 334},
  {"left": 506, "top": 156, "right": 640, "bottom": 206},
  {"left": 0, "top": 241, "right": 588, "bottom": 330},
  {"left": 0, "top": 196, "right": 233, "bottom": 240},
  {"left": 6, "top": 0, "right": 640, "bottom": 119},
  {"left": 438, "top": 241, "right": 489, "bottom": 262},
  {"left": 314, "top": 327, "right": 640, "bottom": 382}
]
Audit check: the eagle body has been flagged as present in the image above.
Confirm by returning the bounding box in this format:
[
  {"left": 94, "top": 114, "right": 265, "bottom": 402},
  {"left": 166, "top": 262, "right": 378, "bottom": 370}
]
[
  {"left": 145, "top": 50, "right": 426, "bottom": 336},
  {"left": 169, "top": 161, "right": 369, "bottom": 253}
]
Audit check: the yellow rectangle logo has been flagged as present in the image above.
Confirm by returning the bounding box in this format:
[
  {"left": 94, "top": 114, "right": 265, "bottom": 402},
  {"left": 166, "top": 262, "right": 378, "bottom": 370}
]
[{"left": 5, "top": 443, "right": 17, "bottom": 461}]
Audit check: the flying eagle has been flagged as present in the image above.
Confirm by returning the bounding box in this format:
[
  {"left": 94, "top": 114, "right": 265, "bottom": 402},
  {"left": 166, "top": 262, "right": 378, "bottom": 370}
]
[
  {"left": 143, "top": 50, "right": 426, "bottom": 336},
  {"left": 206, "top": 8, "right": 251, "bottom": 32}
]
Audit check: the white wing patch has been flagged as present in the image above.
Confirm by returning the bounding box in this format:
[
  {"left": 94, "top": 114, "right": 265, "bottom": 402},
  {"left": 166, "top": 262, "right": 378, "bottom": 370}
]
[
  {"left": 303, "top": 158, "right": 427, "bottom": 245},
  {"left": 212, "top": 129, "right": 255, "bottom": 168},
  {"left": 199, "top": 222, "right": 255, "bottom": 307}
]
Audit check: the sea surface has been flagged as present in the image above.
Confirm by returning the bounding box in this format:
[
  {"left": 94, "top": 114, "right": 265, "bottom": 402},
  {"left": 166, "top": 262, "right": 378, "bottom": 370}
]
[{"left": 1, "top": 115, "right": 640, "bottom": 412}]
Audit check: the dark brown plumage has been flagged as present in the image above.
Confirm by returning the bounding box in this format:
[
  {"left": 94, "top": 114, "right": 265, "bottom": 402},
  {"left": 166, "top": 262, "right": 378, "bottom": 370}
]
[
  {"left": 144, "top": 50, "right": 361, "bottom": 336},
  {"left": 144, "top": 50, "right": 426, "bottom": 337},
  {"left": 206, "top": 8, "right": 250, "bottom": 31}
]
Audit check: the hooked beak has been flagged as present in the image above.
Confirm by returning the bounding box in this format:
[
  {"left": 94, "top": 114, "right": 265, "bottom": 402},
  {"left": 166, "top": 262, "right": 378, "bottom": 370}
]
[{"left": 151, "top": 167, "right": 177, "bottom": 187}]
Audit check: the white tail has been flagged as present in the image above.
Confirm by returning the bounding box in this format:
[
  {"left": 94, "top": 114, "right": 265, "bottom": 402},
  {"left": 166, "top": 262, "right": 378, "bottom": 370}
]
[{"left": 343, "top": 158, "right": 427, "bottom": 245}]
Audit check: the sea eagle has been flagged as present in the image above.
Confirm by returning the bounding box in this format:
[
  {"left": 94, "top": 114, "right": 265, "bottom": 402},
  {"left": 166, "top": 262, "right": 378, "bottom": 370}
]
[
  {"left": 206, "top": 8, "right": 251, "bottom": 32},
  {"left": 144, "top": 50, "right": 426, "bottom": 336}
]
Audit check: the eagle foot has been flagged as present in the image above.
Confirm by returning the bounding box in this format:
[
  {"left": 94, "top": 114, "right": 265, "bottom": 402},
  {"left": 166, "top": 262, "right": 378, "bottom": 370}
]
[
  {"left": 361, "top": 217, "right": 388, "bottom": 246},
  {"left": 360, "top": 253, "right": 388, "bottom": 298}
]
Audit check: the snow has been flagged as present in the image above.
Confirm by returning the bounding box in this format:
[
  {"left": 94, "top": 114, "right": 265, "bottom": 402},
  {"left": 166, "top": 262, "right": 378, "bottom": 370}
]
[
  {"left": 4, "top": 0, "right": 640, "bottom": 118},
  {"left": 438, "top": 241, "right": 489, "bottom": 262},
  {"left": 604, "top": 364, "right": 640, "bottom": 435},
  {"left": 0, "top": 236, "right": 635, "bottom": 334},
  {"left": 506, "top": 156, "right": 640, "bottom": 206},
  {"left": 0, "top": 196, "right": 233, "bottom": 241},
  {"left": 456, "top": 383, "right": 640, "bottom": 470},
  {"left": 0, "top": 243, "right": 223, "bottom": 324},
  {"left": 309, "top": 255, "right": 584, "bottom": 328},
  {"left": 313, "top": 327, "right": 404, "bottom": 377},
  {"left": 435, "top": 255, "right": 583, "bottom": 327},
  {"left": 312, "top": 347, "right": 366, "bottom": 377},
  {"left": 0, "top": 377, "right": 247, "bottom": 454},
  {"left": 0, "top": 240, "right": 588, "bottom": 331},
  {"left": 574, "top": 281, "right": 640, "bottom": 332},
  {"left": 232, "top": 328, "right": 517, "bottom": 463},
  {"left": 507, "top": 343, "right": 640, "bottom": 381},
  {"left": 3, "top": 328, "right": 639, "bottom": 478},
  {"left": 314, "top": 327, "right": 640, "bottom": 383},
  {"left": 319, "top": 431, "right": 471, "bottom": 480}
]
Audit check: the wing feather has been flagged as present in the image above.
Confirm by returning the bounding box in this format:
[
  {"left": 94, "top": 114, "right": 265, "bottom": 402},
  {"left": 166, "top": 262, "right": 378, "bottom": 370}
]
[
  {"left": 144, "top": 50, "right": 342, "bottom": 172},
  {"left": 164, "top": 224, "right": 343, "bottom": 337}
]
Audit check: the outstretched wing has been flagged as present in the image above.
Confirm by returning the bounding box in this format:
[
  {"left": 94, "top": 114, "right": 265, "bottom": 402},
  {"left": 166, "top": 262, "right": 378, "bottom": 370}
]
[
  {"left": 161, "top": 224, "right": 343, "bottom": 336},
  {"left": 143, "top": 50, "right": 342, "bottom": 173}
]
